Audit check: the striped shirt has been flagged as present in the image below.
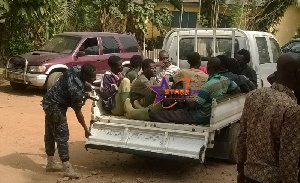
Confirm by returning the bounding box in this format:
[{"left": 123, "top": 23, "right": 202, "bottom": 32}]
[
  {"left": 189, "top": 74, "right": 238, "bottom": 124},
  {"left": 156, "top": 65, "right": 180, "bottom": 83}
]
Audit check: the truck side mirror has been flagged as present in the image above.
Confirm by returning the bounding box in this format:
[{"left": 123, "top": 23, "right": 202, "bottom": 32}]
[{"left": 76, "top": 51, "right": 85, "bottom": 57}]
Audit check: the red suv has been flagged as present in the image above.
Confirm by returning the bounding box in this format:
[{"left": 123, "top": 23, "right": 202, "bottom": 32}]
[{"left": 4, "top": 32, "right": 142, "bottom": 90}]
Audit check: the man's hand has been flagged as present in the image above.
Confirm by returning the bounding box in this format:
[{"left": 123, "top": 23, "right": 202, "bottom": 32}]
[
  {"left": 85, "top": 129, "right": 91, "bottom": 138},
  {"left": 116, "top": 78, "right": 123, "bottom": 87}
]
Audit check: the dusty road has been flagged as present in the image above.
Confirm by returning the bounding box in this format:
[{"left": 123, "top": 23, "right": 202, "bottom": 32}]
[{"left": 0, "top": 78, "right": 237, "bottom": 183}]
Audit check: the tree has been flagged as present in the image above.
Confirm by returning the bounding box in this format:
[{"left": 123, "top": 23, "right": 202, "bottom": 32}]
[{"left": 0, "top": 0, "right": 62, "bottom": 59}]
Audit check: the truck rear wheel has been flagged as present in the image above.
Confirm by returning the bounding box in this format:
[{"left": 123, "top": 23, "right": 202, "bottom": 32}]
[
  {"left": 10, "top": 81, "right": 28, "bottom": 90},
  {"left": 46, "top": 72, "right": 63, "bottom": 90},
  {"left": 228, "top": 122, "right": 240, "bottom": 164}
]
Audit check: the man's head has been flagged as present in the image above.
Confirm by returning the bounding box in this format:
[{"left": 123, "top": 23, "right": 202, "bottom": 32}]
[
  {"left": 142, "top": 59, "right": 156, "bottom": 79},
  {"left": 276, "top": 52, "right": 300, "bottom": 91},
  {"left": 108, "top": 55, "right": 123, "bottom": 74},
  {"left": 207, "top": 57, "right": 222, "bottom": 76},
  {"left": 227, "top": 58, "right": 241, "bottom": 75},
  {"left": 236, "top": 49, "right": 251, "bottom": 68},
  {"left": 159, "top": 50, "right": 170, "bottom": 69},
  {"left": 187, "top": 52, "right": 201, "bottom": 68},
  {"left": 130, "top": 55, "right": 143, "bottom": 69},
  {"left": 217, "top": 55, "right": 228, "bottom": 71},
  {"left": 81, "top": 63, "right": 96, "bottom": 84}
]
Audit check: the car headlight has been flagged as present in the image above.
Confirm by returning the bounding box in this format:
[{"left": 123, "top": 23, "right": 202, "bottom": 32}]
[{"left": 27, "top": 66, "right": 46, "bottom": 73}]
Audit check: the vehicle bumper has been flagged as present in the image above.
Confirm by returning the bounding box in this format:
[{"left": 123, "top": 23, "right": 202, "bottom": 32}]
[
  {"left": 4, "top": 70, "right": 47, "bottom": 87},
  {"left": 26, "top": 73, "right": 47, "bottom": 87}
]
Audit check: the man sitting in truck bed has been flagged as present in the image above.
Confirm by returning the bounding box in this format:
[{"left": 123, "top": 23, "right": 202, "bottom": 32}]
[
  {"left": 130, "top": 59, "right": 158, "bottom": 108},
  {"left": 148, "top": 57, "right": 241, "bottom": 125},
  {"left": 100, "top": 55, "right": 130, "bottom": 116},
  {"left": 217, "top": 55, "right": 255, "bottom": 93},
  {"left": 170, "top": 52, "right": 208, "bottom": 96},
  {"left": 235, "top": 49, "right": 257, "bottom": 87}
]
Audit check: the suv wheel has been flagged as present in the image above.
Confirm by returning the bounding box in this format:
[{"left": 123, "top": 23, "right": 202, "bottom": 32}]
[
  {"left": 47, "top": 72, "right": 63, "bottom": 90},
  {"left": 10, "top": 81, "right": 28, "bottom": 90}
]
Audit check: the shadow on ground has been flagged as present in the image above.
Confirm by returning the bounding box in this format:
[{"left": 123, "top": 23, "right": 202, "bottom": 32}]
[
  {"left": 0, "top": 81, "right": 46, "bottom": 97},
  {"left": 63, "top": 141, "right": 231, "bottom": 183}
]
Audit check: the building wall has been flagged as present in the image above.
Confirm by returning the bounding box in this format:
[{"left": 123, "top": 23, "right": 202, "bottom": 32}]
[
  {"left": 145, "top": 3, "right": 199, "bottom": 39},
  {"left": 274, "top": 5, "right": 300, "bottom": 46}
]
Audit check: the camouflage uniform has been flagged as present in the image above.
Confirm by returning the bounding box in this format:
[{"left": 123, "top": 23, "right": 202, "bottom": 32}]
[{"left": 42, "top": 66, "right": 86, "bottom": 162}]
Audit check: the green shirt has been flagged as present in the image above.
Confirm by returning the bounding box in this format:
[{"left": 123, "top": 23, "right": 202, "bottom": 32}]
[
  {"left": 189, "top": 74, "right": 238, "bottom": 124},
  {"left": 125, "top": 69, "right": 139, "bottom": 83},
  {"left": 130, "top": 74, "right": 157, "bottom": 107}
]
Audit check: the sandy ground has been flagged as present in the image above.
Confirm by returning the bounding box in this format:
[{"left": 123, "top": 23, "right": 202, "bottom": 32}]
[{"left": 0, "top": 77, "right": 237, "bottom": 183}]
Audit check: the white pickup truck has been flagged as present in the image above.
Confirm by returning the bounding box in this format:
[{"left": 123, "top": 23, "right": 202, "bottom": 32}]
[{"left": 85, "top": 28, "right": 280, "bottom": 163}]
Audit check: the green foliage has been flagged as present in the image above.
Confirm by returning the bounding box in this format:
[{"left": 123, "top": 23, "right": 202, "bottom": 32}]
[
  {"left": 0, "top": 0, "right": 179, "bottom": 64},
  {"left": 248, "top": 0, "right": 294, "bottom": 31}
]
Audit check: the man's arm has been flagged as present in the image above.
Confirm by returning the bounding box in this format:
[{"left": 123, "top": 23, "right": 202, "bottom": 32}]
[
  {"left": 100, "top": 75, "right": 118, "bottom": 100},
  {"left": 279, "top": 106, "right": 300, "bottom": 183},
  {"left": 250, "top": 68, "right": 258, "bottom": 87},
  {"left": 227, "top": 80, "right": 241, "bottom": 94},
  {"left": 74, "top": 109, "right": 91, "bottom": 138},
  {"left": 267, "top": 72, "right": 276, "bottom": 85}
]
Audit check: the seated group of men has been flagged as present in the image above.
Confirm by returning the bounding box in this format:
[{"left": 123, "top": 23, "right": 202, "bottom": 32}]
[{"left": 99, "top": 49, "right": 256, "bottom": 125}]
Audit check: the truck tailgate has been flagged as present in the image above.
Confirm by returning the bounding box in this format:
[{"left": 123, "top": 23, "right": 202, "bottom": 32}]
[{"left": 85, "top": 121, "right": 208, "bottom": 162}]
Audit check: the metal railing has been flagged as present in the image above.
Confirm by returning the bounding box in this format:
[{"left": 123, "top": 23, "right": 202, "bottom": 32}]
[
  {"left": 144, "top": 49, "right": 161, "bottom": 62},
  {"left": 170, "top": 28, "right": 250, "bottom": 67}
]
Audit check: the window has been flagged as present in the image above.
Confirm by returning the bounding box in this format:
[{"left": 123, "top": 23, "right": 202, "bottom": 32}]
[
  {"left": 39, "top": 35, "right": 81, "bottom": 54},
  {"left": 119, "top": 37, "right": 139, "bottom": 52},
  {"left": 101, "top": 37, "right": 120, "bottom": 54},
  {"left": 255, "top": 37, "right": 270, "bottom": 64},
  {"left": 269, "top": 38, "right": 281, "bottom": 63},
  {"left": 80, "top": 37, "right": 99, "bottom": 55},
  {"left": 171, "top": 11, "right": 197, "bottom": 28},
  {"left": 179, "top": 37, "right": 243, "bottom": 60}
]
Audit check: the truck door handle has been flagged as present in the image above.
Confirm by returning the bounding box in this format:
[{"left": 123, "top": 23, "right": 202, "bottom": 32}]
[{"left": 97, "top": 59, "right": 101, "bottom": 62}]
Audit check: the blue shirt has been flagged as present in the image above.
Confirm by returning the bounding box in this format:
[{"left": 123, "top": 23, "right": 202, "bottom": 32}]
[{"left": 42, "top": 66, "right": 85, "bottom": 111}]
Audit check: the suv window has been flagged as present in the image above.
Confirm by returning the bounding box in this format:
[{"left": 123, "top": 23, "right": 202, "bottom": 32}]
[
  {"left": 101, "top": 37, "right": 120, "bottom": 54},
  {"left": 179, "top": 37, "right": 242, "bottom": 59},
  {"left": 119, "top": 37, "right": 139, "bottom": 52},
  {"left": 80, "top": 37, "right": 99, "bottom": 55},
  {"left": 39, "top": 35, "right": 81, "bottom": 54},
  {"left": 256, "top": 37, "right": 270, "bottom": 64},
  {"left": 269, "top": 38, "right": 281, "bottom": 63}
]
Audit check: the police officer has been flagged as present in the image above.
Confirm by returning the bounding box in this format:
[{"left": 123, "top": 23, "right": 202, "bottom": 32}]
[{"left": 42, "top": 63, "right": 96, "bottom": 178}]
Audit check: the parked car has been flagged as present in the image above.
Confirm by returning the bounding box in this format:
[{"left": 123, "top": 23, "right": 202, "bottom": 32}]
[
  {"left": 4, "top": 32, "right": 142, "bottom": 90},
  {"left": 281, "top": 38, "right": 300, "bottom": 54}
]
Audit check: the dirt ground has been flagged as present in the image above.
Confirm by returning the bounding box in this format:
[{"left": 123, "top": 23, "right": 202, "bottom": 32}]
[{"left": 0, "top": 77, "right": 237, "bottom": 183}]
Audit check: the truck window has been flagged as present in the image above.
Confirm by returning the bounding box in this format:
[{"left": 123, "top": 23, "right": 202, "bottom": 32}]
[
  {"left": 269, "top": 38, "right": 281, "bottom": 63},
  {"left": 101, "top": 37, "right": 120, "bottom": 54},
  {"left": 179, "top": 37, "right": 241, "bottom": 60},
  {"left": 80, "top": 37, "right": 99, "bottom": 55},
  {"left": 119, "top": 37, "right": 139, "bottom": 52},
  {"left": 39, "top": 35, "right": 80, "bottom": 54},
  {"left": 255, "top": 37, "right": 270, "bottom": 64}
]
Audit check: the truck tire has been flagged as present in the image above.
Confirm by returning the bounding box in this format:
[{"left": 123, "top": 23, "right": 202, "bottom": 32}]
[
  {"left": 228, "top": 122, "right": 240, "bottom": 164},
  {"left": 10, "top": 81, "right": 28, "bottom": 90},
  {"left": 46, "top": 72, "right": 63, "bottom": 90}
]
